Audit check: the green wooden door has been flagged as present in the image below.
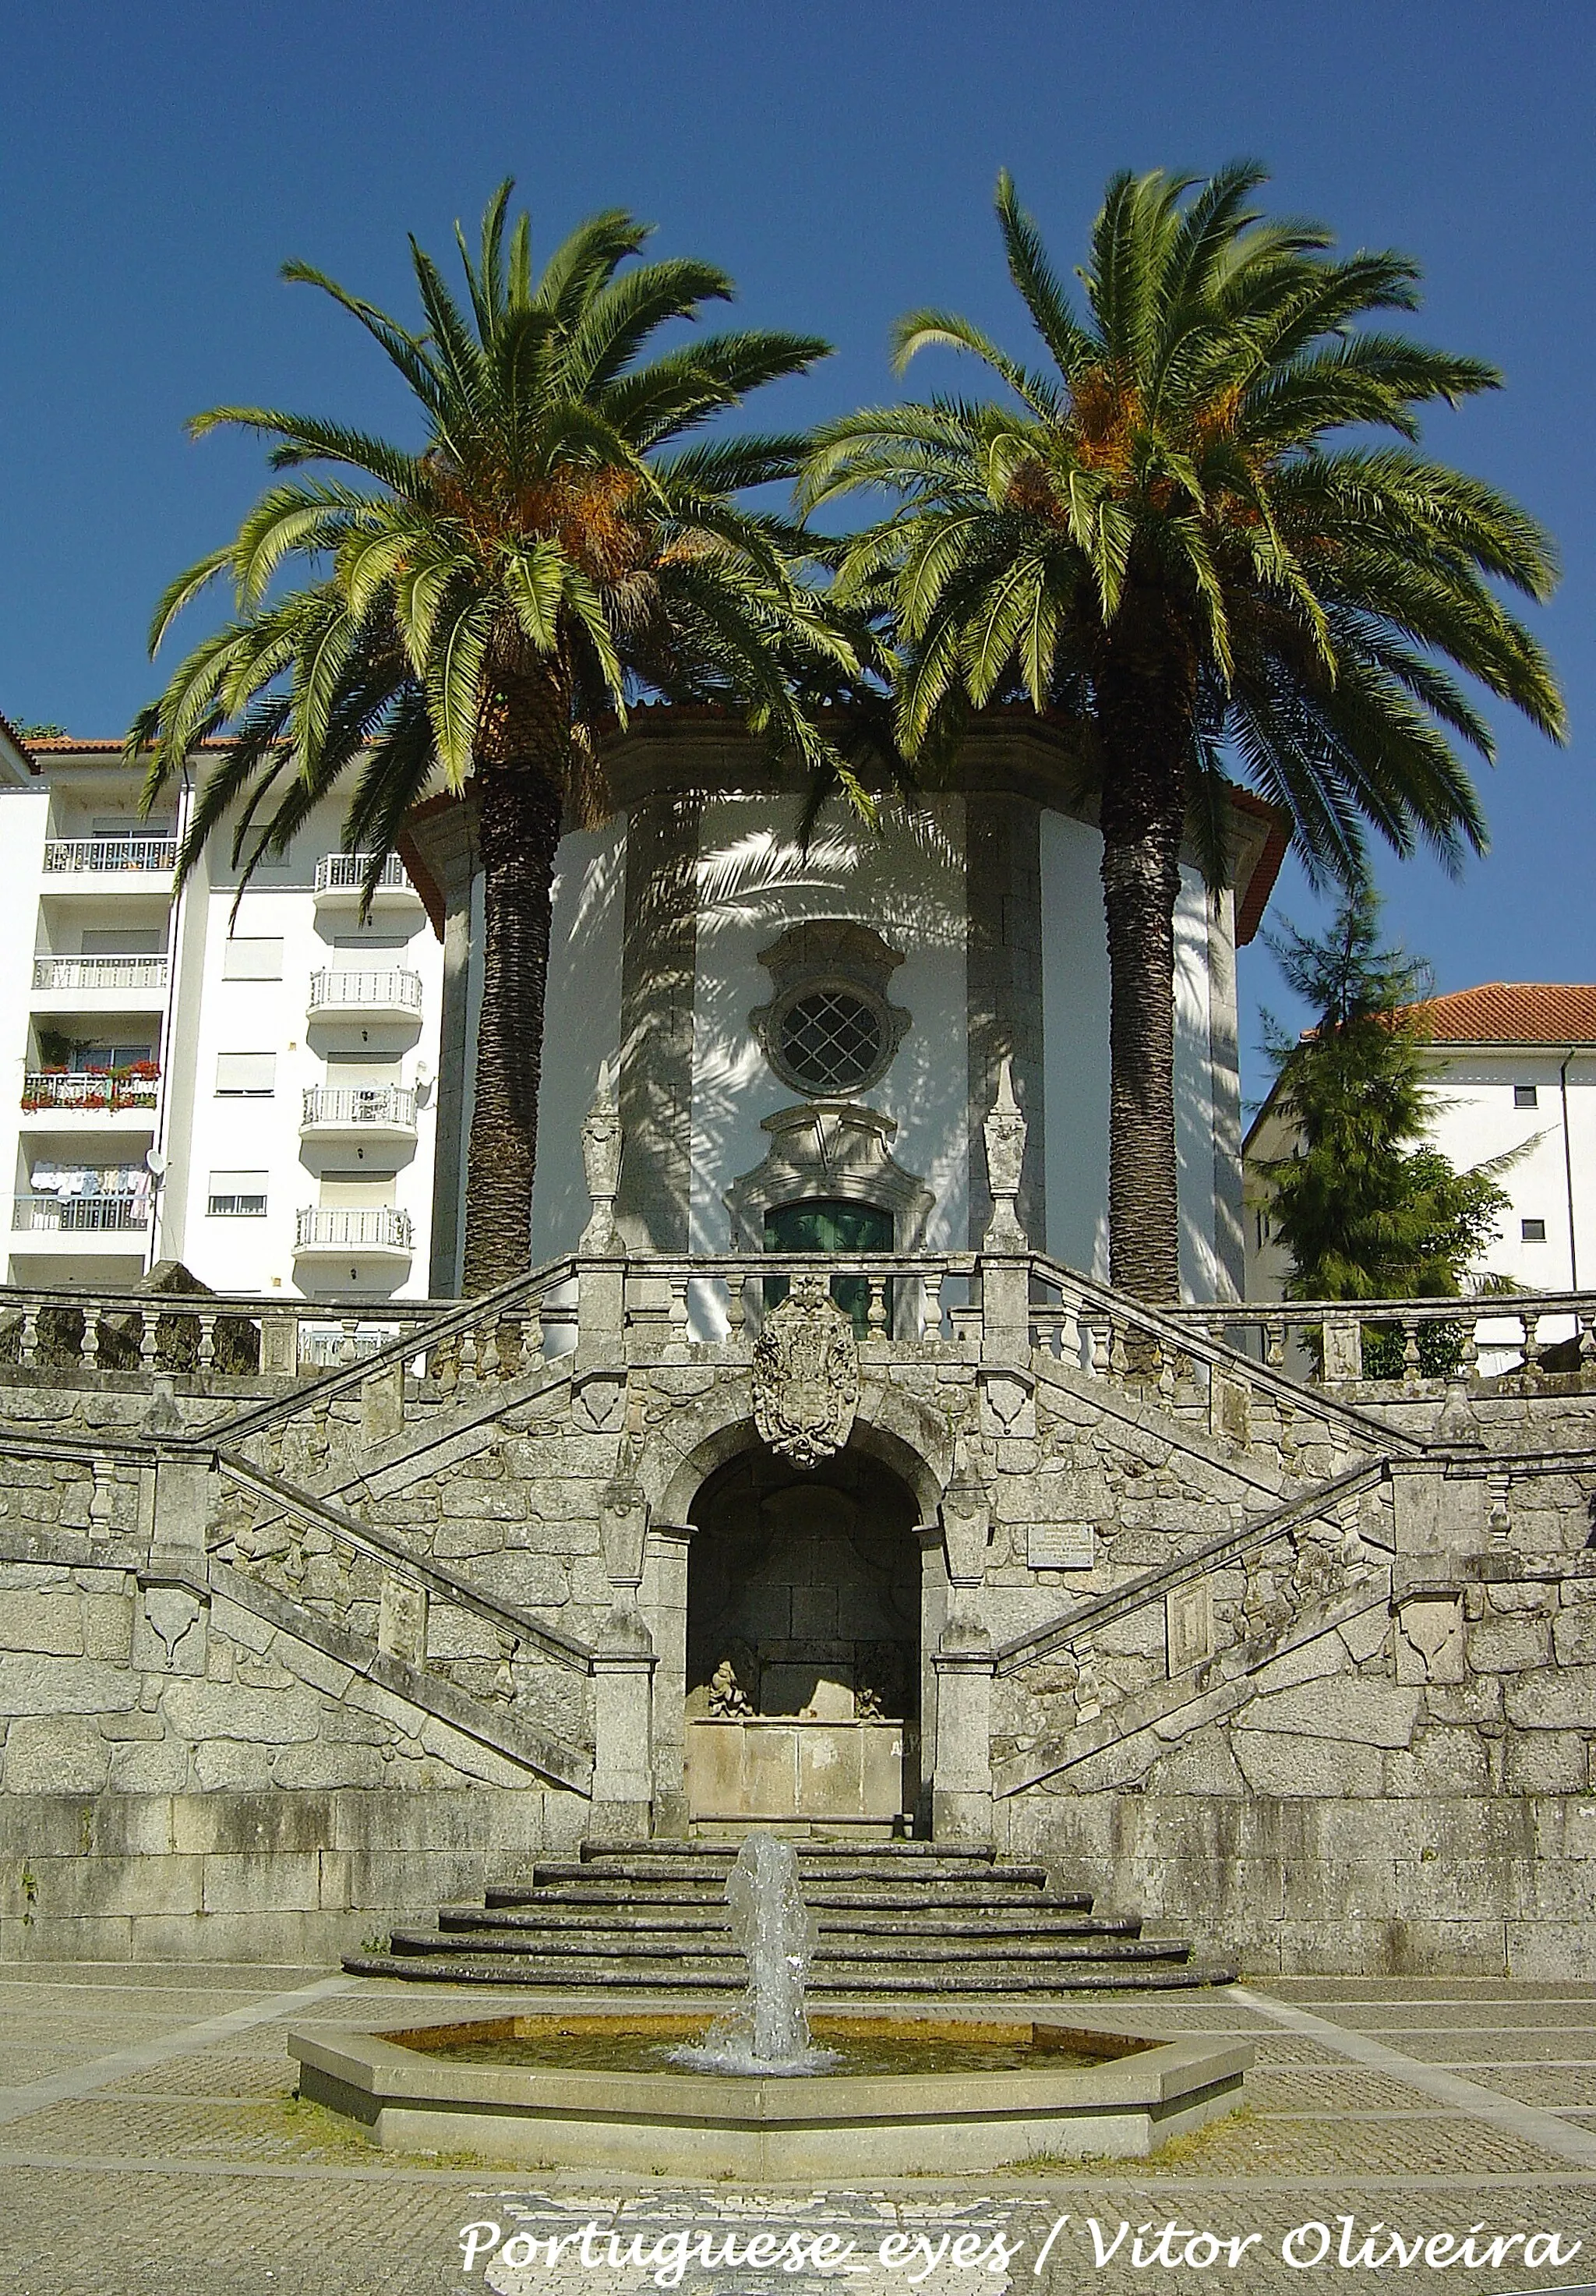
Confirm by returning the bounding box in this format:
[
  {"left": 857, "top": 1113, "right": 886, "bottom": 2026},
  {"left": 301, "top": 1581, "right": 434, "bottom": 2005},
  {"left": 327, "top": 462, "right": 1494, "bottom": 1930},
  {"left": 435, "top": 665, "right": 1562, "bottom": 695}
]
[{"left": 764, "top": 1198, "right": 892, "bottom": 1336}]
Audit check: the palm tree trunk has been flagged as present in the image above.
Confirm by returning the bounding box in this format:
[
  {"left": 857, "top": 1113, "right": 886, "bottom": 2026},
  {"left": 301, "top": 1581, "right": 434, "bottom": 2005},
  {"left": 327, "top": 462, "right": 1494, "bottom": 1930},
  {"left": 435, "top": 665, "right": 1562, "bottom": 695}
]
[
  {"left": 461, "top": 689, "right": 565, "bottom": 1297},
  {"left": 1096, "top": 645, "right": 1191, "bottom": 1304}
]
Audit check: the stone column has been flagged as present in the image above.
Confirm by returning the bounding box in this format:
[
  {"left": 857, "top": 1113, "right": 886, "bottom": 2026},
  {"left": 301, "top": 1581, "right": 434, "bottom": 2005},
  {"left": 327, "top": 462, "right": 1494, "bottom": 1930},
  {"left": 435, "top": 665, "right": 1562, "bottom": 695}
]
[
  {"left": 1206, "top": 883, "right": 1246, "bottom": 1299},
  {"left": 644, "top": 1523, "right": 693, "bottom": 1838},
  {"left": 616, "top": 792, "right": 701, "bottom": 1251},
  {"left": 589, "top": 1629, "right": 657, "bottom": 1842},
  {"left": 979, "top": 1058, "right": 1035, "bottom": 1376},
  {"left": 576, "top": 1069, "right": 627, "bottom": 1366},
  {"left": 931, "top": 1471, "right": 996, "bottom": 1846},
  {"left": 589, "top": 1471, "right": 657, "bottom": 1840},
  {"left": 966, "top": 789, "right": 1047, "bottom": 1249},
  {"left": 136, "top": 1454, "right": 215, "bottom": 1676}
]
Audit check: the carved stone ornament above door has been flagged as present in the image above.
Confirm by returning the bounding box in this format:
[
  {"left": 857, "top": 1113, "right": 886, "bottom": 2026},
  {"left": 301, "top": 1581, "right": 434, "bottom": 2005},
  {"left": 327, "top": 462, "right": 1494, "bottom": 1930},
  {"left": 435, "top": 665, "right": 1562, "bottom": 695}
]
[{"left": 724, "top": 1104, "right": 935, "bottom": 1252}]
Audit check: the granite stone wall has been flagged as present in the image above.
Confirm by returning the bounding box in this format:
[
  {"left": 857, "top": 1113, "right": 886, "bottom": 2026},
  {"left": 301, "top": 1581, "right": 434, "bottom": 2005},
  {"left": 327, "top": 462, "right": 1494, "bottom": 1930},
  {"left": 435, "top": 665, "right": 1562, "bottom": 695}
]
[{"left": 2, "top": 1315, "right": 1594, "bottom": 1973}]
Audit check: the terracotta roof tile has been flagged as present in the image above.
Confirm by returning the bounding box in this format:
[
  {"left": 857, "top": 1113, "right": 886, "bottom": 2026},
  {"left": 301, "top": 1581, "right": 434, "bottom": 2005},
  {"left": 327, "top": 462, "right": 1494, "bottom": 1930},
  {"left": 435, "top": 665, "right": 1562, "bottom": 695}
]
[{"left": 1407, "top": 983, "right": 1596, "bottom": 1045}]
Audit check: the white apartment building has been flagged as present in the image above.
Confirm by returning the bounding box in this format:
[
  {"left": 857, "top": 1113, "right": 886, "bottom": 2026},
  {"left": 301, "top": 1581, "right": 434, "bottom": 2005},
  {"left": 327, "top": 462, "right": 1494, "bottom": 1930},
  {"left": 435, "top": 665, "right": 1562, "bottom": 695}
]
[
  {"left": 0, "top": 728, "right": 443, "bottom": 1303},
  {"left": 1245, "top": 982, "right": 1596, "bottom": 1298}
]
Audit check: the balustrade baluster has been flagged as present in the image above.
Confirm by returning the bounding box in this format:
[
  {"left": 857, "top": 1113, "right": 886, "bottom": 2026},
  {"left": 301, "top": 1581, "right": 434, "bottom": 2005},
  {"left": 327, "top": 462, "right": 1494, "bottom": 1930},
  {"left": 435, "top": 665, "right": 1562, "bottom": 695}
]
[
  {"left": 1401, "top": 1319, "right": 1421, "bottom": 1382},
  {"left": 921, "top": 1268, "right": 944, "bottom": 1343},
  {"left": 1108, "top": 1317, "right": 1129, "bottom": 1379},
  {"left": 1578, "top": 1312, "right": 1596, "bottom": 1378},
  {"left": 867, "top": 1276, "right": 888, "bottom": 1337},
  {"left": 1086, "top": 1313, "right": 1110, "bottom": 1378},
  {"left": 1460, "top": 1318, "right": 1480, "bottom": 1380},
  {"left": 80, "top": 1312, "right": 99, "bottom": 1369},
  {"left": 1521, "top": 1312, "right": 1541, "bottom": 1377},
  {"left": 725, "top": 1274, "right": 746, "bottom": 1340},
  {"left": 1265, "top": 1319, "right": 1286, "bottom": 1370},
  {"left": 478, "top": 1319, "right": 501, "bottom": 1383},
  {"left": 139, "top": 1308, "right": 158, "bottom": 1371},
  {"left": 457, "top": 1329, "right": 478, "bottom": 1385},
  {"left": 667, "top": 1277, "right": 690, "bottom": 1354}
]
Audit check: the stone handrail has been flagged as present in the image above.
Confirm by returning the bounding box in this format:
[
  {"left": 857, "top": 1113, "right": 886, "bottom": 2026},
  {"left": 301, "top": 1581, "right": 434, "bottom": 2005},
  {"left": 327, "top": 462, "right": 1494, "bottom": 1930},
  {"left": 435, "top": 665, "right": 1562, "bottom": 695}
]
[
  {"left": 612, "top": 1251, "right": 980, "bottom": 1348},
  {"left": 214, "top": 1453, "right": 594, "bottom": 1674},
  {"left": 992, "top": 1458, "right": 1393, "bottom": 1679},
  {"left": 0, "top": 1282, "right": 454, "bottom": 1381},
  {"left": 1164, "top": 1291, "right": 1596, "bottom": 1385}
]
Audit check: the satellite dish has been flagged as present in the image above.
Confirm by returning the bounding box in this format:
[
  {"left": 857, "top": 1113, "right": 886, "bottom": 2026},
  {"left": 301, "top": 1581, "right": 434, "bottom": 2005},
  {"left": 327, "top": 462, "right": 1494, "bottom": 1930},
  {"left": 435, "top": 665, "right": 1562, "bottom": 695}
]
[{"left": 145, "top": 1150, "right": 168, "bottom": 1176}]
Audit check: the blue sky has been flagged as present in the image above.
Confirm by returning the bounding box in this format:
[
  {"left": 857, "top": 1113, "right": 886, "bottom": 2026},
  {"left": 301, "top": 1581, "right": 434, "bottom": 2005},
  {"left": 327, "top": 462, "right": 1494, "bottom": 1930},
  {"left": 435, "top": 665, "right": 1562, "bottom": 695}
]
[{"left": 1, "top": 1, "right": 1590, "bottom": 1104}]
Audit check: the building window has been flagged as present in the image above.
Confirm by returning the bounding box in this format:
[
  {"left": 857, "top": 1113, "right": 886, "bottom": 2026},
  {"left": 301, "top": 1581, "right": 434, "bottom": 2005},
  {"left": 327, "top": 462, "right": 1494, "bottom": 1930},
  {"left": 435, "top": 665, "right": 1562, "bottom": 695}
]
[
  {"left": 215, "top": 1052, "right": 275, "bottom": 1097},
  {"left": 1515, "top": 1084, "right": 1539, "bottom": 1108},
  {"left": 750, "top": 920, "right": 910, "bottom": 1102},
  {"left": 222, "top": 937, "right": 284, "bottom": 981},
  {"left": 1522, "top": 1217, "right": 1547, "bottom": 1242},
  {"left": 208, "top": 1171, "right": 268, "bottom": 1217},
  {"left": 778, "top": 989, "right": 885, "bottom": 1095}
]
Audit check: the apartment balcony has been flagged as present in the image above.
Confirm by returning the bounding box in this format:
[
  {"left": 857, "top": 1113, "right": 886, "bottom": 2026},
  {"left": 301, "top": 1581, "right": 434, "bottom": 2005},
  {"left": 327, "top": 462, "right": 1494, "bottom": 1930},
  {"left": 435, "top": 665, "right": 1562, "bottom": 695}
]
[
  {"left": 306, "top": 969, "right": 423, "bottom": 1027},
  {"left": 20, "top": 1069, "right": 160, "bottom": 1129},
  {"left": 312, "top": 853, "right": 424, "bottom": 917},
  {"left": 32, "top": 955, "right": 170, "bottom": 1011},
  {"left": 300, "top": 1084, "right": 418, "bottom": 1146},
  {"left": 12, "top": 1192, "right": 151, "bottom": 1245},
  {"left": 293, "top": 1206, "right": 415, "bottom": 1263},
  {"left": 41, "top": 836, "right": 177, "bottom": 888}
]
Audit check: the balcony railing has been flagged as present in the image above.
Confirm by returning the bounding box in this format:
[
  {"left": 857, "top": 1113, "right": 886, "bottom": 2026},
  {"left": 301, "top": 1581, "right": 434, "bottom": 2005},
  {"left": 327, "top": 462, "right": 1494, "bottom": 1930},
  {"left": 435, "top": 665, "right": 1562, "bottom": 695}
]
[
  {"left": 22, "top": 1069, "right": 161, "bottom": 1114},
  {"left": 314, "top": 853, "right": 415, "bottom": 895},
  {"left": 13, "top": 1192, "right": 150, "bottom": 1233},
  {"left": 294, "top": 1206, "right": 415, "bottom": 1252},
  {"left": 32, "top": 955, "right": 169, "bottom": 993},
  {"left": 301, "top": 1085, "right": 418, "bottom": 1130},
  {"left": 307, "top": 969, "right": 423, "bottom": 1014},
  {"left": 43, "top": 837, "right": 177, "bottom": 874}
]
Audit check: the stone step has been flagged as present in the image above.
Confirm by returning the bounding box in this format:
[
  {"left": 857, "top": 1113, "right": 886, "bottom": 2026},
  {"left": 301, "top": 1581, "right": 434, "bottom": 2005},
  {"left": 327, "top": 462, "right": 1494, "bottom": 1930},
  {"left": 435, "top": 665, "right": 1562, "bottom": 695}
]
[
  {"left": 447, "top": 1904, "right": 1137, "bottom": 1940},
  {"left": 581, "top": 1838, "right": 990, "bottom": 1861},
  {"left": 483, "top": 1880, "right": 1082, "bottom": 1912},
  {"left": 344, "top": 1948, "right": 1238, "bottom": 1993},
  {"left": 350, "top": 1836, "right": 1232, "bottom": 1999},
  {"left": 528, "top": 1857, "right": 1051, "bottom": 1888},
  {"left": 390, "top": 1924, "right": 1185, "bottom": 1967}
]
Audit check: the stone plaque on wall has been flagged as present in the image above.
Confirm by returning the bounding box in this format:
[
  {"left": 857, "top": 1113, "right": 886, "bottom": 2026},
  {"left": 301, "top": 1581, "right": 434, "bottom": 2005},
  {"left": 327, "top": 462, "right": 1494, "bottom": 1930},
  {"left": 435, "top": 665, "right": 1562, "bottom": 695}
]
[
  {"left": 1166, "top": 1580, "right": 1215, "bottom": 1676},
  {"left": 1026, "top": 1521, "right": 1095, "bottom": 1570}
]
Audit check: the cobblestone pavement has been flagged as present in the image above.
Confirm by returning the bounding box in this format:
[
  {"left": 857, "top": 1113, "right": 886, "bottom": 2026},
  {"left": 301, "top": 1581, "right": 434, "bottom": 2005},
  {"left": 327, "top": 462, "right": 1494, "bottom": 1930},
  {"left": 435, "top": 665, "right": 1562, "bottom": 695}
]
[{"left": 2, "top": 1966, "right": 1594, "bottom": 2296}]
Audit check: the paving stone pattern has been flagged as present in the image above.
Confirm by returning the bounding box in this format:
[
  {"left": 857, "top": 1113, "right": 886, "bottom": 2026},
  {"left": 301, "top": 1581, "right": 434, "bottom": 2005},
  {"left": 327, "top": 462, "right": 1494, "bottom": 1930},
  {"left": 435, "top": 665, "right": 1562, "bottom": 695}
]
[{"left": 3, "top": 1966, "right": 1596, "bottom": 2296}]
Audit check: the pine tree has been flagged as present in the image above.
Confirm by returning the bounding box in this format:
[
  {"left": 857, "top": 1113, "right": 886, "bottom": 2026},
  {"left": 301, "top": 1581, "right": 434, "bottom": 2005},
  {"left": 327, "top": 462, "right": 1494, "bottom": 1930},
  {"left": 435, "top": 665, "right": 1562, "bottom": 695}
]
[{"left": 1259, "top": 892, "right": 1510, "bottom": 1372}]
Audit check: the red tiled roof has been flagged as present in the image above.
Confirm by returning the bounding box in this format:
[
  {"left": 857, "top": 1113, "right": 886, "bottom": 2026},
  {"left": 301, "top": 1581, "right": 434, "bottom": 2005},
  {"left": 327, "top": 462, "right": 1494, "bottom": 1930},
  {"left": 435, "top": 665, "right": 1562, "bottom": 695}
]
[
  {"left": 1408, "top": 984, "right": 1596, "bottom": 1046},
  {"left": 0, "top": 710, "right": 34, "bottom": 762}
]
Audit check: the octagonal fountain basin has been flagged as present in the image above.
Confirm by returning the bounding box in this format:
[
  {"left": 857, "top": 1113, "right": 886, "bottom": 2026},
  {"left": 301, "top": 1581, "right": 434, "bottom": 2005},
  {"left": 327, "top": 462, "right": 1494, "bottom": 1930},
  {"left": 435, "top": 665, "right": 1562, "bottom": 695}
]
[{"left": 288, "top": 2010, "right": 1252, "bottom": 2174}]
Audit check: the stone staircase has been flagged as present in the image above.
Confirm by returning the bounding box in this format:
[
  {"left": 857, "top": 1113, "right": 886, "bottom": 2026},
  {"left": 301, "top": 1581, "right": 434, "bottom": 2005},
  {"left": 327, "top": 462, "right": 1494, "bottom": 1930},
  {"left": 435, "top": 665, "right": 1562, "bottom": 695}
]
[{"left": 344, "top": 1838, "right": 1238, "bottom": 1995}]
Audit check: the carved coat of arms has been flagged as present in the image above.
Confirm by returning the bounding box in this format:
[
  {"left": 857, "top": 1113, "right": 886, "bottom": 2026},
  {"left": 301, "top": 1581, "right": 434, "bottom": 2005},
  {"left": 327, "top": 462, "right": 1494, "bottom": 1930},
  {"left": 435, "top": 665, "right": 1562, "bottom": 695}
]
[{"left": 751, "top": 1272, "right": 859, "bottom": 1465}]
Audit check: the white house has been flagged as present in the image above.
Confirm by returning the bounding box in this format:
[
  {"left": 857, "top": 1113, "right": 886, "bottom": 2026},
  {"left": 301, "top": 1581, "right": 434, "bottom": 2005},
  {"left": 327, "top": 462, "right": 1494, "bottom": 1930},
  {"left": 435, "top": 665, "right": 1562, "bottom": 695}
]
[
  {"left": 0, "top": 736, "right": 445, "bottom": 1304},
  {"left": 1244, "top": 981, "right": 1596, "bottom": 1298}
]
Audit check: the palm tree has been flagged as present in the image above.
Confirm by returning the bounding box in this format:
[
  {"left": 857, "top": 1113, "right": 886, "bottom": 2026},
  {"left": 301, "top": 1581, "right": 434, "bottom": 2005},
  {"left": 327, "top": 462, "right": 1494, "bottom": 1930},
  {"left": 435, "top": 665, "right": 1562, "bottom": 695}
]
[
  {"left": 803, "top": 164, "right": 1564, "bottom": 1302},
  {"left": 135, "top": 185, "right": 861, "bottom": 1292}
]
